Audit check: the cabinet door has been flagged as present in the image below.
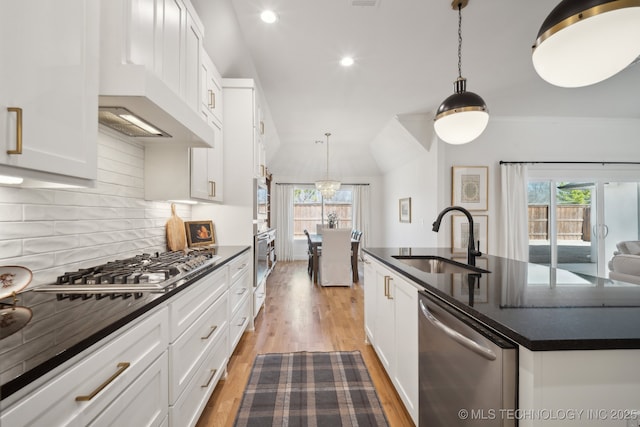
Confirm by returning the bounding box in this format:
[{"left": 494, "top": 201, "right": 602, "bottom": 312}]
[
  {"left": 89, "top": 352, "right": 168, "bottom": 427},
  {"left": 363, "top": 257, "right": 376, "bottom": 343},
  {"left": 160, "top": 0, "right": 185, "bottom": 95},
  {"left": 0, "top": 0, "right": 98, "bottom": 182},
  {"left": 393, "top": 274, "right": 419, "bottom": 424},
  {"left": 190, "top": 121, "right": 223, "bottom": 202},
  {"left": 184, "top": 10, "right": 202, "bottom": 112},
  {"left": 201, "top": 53, "right": 223, "bottom": 125},
  {"left": 374, "top": 269, "right": 395, "bottom": 372}
]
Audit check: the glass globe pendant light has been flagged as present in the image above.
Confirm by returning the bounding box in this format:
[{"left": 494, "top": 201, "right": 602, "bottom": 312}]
[
  {"left": 434, "top": 0, "right": 489, "bottom": 145},
  {"left": 315, "top": 132, "right": 341, "bottom": 199},
  {"left": 532, "top": 0, "right": 640, "bottom": 88}
]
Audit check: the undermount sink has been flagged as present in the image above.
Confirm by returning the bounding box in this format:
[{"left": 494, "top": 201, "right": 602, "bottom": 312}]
[{"left": 392, "top": 256, "right": 490, "bottom": 275}]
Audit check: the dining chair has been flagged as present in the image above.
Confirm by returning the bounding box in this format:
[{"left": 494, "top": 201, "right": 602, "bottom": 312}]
[
  {"left": 303, "top": 229, "right": 315, "bottom": 278},
  {"left": 319, "top": 229, "right": 352, "bottom": 286}
]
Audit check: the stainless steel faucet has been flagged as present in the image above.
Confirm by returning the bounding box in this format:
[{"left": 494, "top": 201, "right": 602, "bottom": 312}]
[{"left": 432, "top": 206, "right": 482, "bottom": 266}]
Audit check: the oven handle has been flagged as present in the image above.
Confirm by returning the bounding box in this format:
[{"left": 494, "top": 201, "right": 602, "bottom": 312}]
[{"left": 419, "top": 299, "right": 496, "bottom": 361}]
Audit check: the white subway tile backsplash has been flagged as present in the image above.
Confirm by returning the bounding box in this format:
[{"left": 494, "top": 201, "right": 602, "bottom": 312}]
[{"left": 0, "top": 131, "right": 192, "bottom": 290}]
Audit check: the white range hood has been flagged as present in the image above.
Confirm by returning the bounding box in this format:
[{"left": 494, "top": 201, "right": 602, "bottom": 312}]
[{"left": 99, "top": 65, "right": 214, "bottom": 147}]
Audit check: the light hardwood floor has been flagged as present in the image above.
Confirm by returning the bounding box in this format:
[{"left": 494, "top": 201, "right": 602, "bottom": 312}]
[{"left": 195, "top": 260, "right": 414, "bottom": 427}]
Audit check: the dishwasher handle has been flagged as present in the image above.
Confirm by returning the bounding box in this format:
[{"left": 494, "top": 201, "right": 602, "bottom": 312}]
[{"left": 420, "top": 299, "right": 497, "bottom": 361}]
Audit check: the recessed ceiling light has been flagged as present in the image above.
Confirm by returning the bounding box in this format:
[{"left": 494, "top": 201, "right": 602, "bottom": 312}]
[
  {"left": 340, "top": 56, "right": 355, "bottom": 67},
  {"left": 260, "top": 10, "right": 278, "bottom": 23}
]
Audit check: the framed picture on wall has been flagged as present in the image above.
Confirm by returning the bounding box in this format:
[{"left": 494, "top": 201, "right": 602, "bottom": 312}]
[
  {"left": 451, "top": 214, "right": 488, "bottom": 254},
  {"left": 185, "top": 220, "right": 215, "bottom": 247},
  {"left": 399, "top": 197, "right": 411, "bottom": 223},
  {"left": 452, "top": 166, "right": 488, "bottom": 211}
]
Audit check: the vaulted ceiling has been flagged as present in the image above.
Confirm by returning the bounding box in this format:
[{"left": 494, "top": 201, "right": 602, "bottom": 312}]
[{"left": 193, "top": 0, "right": 640, "bottom": 179}]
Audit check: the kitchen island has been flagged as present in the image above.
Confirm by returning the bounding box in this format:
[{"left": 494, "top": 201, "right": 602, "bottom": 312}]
[{"left": 364, "top": 247, "right": 640, "bottom": 427}]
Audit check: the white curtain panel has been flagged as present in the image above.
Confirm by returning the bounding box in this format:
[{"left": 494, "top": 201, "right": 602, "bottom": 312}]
[
  {"left": 274, "top": 184, "right": 295, "bottom": 261},
  {"left": 499, "top": 164, "right": 529, "bottom": 261},
  {"left": 352, "top": 185, "right": 371, "bottom": 258}
]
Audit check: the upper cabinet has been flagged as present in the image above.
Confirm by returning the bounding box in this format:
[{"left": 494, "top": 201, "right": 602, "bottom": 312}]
[
  {"left": 201, "top": 53, "right": 223, "bottom": 127},
  {"left": 0, "top": 0, "right": 99, "bottom": 186},
  {"left": 99, "top": 0, "right": 215, "bottom": 148}
]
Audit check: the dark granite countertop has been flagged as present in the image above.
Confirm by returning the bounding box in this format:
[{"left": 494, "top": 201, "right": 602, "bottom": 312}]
[
  {"left": 0, "top": 245, "right": 250, "bottom": 401},
  {"left": 364, "top": 247, "right": 640, "bottom": 351}
]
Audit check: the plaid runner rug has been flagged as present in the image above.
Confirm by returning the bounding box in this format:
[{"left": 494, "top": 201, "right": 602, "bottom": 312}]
[{"left": 233, "top": 351, "right": 389, "bottom": 427}]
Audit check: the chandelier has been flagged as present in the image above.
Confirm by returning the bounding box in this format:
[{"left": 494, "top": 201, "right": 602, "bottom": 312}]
[{"left": 315, "top": 132, "right": 341, "bottom": 199}]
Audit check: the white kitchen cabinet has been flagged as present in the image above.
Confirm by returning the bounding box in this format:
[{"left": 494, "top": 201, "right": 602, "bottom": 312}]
[
  {"left": 228, "top": 251, "right": 252, "bottom": 353},
  {"left": 201, "top": 52, "right": 223, "bottom": 127},
  {"left": 144, "top": 122, "right": 222, "bottom": 202},
  {"left": 190, "top": 120, "right": 223, "bottom": 202},
  {"left": 0, "top": 307, "right": 169, "bottom": 426},
  {"left": 0, "top": 0, "right": 99, "bottom": 186},
  {"left": 184, "top": 9, "right": 204, "bottom": 114},
  {"left": 89, "top": 352, "right": 169, "bottom": 427},
  {"left": 364, "top": 257, "right": 419, "bottom": 425}
]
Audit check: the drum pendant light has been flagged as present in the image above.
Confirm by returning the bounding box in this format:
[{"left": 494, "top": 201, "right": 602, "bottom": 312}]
[
  {"left": 532, "top": 0, "right": 640, "bottom": 88},
  {"left": 434, "top": 0, "right": 489, "bottom": 145},
  {"left": 315, "top": 133, "right": 341, "bottom": 199}
]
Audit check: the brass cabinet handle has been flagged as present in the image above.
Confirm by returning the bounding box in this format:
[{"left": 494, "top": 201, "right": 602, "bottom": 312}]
[
  {"left": 201, "top": 368, "right": 217, "bottom": 388},
  {"left": 209, "top": 181, "right": 216, "bottom": 197},
  {"left": 383, "top": 276, "right": 389, "bottom": 297},
  {"left": 260, "top": 120, "right": 264, "bottom": 135},
  {"left": 237, "top": 316, "right": 247, "bottom": 327},
  {"left": 237, "top": 288, "right": 247, "bottom": 295},
  {"left": 208, "top": 90, "right": 215, "bottom": 109},
  {"left": 387, "top": 277, "right": 394, "bottom": 300},
  {"left": 201, "top": 325, "right": 218, "bottom": 340},
  {"left": 75, "top": 362, "right": 130, "bottom": 401},
  {"left": 7, "top": 107, "right": 22, "bottom": 155}
]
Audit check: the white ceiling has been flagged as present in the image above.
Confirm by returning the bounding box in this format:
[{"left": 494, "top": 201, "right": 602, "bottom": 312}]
[{"left": 193, "top": 0, "right": 640, "bottom": 179}]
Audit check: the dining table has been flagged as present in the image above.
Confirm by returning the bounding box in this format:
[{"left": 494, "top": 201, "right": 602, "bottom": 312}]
[{"left": 308, "top": 233, "right": 360, "bottom": 284}]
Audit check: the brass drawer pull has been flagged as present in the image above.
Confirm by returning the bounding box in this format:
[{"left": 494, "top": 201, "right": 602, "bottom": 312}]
[
  {"left": 237, "top": 316, "right": 247, "bottom": 327},
  {"left": 387, "top": 277, "right": 394, "bottom": 300},
  {"left": 383, "top": 276, "right": 389, "bottom": 297},
  {"left": 201, "top": 325, "right": 218, "bottom": 340},
  {"left": 75, "top": 362, "right": 130, "bottom": 401},
  {"left": 7, "top": 107, "right": 23, "bottom": 155},
  {"left": 209, "top": 181, "right": 216, "bottom": 197},
  {"left": 201, "top": 368, "right": 217, "bottom": 388},
  {"left": 237, "top": 288, "right": 247, "bottom": 295}
]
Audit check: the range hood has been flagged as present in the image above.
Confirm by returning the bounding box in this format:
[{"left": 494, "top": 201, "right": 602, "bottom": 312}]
[{"left": 99, "top": 65, "right": 215, "bottom": 147}]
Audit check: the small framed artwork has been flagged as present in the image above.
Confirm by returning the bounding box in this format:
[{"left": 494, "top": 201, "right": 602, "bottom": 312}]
[
  {"left": 185, "top": 220, "right": 215, "bottom": 247},
  {"left": 451, "top": 214, "right": 488, "bottom": 254},
  {"left": 452, "top": 257, "right": 489, "bottom": 303},
  {"left": 452, "top": 166, "right": 488, "bottom": 211},
  {"left": 399, "top": 198, "right": 412, "bottom": 223}
]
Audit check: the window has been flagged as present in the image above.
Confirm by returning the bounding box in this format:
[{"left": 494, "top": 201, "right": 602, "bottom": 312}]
[{"left": 293, "top": 185, "right": 353, "bottom": 237}]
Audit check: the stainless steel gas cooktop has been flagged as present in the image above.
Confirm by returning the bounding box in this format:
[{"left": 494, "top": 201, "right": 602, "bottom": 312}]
[{"left": 35, "top": 250, "right": 221, "bottom": 299}]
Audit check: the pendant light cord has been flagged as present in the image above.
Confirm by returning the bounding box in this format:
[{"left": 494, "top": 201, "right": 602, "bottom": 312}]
[{"left": 457, "top": 2, "right": 462, "bottom": 79}]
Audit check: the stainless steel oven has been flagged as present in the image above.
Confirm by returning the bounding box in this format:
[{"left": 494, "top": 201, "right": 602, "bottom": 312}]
[
  {"left": 419, "top": 291, "right": 517, "bottom": 426},
  {"left": 254, "top": 229, "right": 275, "bottom": 287}
]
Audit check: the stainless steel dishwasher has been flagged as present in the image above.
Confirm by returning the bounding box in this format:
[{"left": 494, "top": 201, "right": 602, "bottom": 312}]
[{"left": 419, "top": 291, "right": 517, "bottom": 426}]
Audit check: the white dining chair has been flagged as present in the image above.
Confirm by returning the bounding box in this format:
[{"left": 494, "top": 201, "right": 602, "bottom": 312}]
[{"left": 319, "top": 228, "right": 352, "bottom": 286}]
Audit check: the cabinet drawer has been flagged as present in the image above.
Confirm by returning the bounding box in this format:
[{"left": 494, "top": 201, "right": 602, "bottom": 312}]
[
  {"left": 89, "top": 352, "right": 168, "bottom": 427},
  {"left": 170, "top": 332, "right": 228, "bottom": 427},
  {"left": 228, "top": 251, "right": 251, "bottom": 284},
  {"left": 1, "top": 308, "right": 168, "bottom": 427},
  {"left": 169, "top": 268, "right": 227, "bottom": 342},
  {"left": 229, "top": 295, "right": 251, "bottom": 354},
  {"left": 229, "top": 269, "right": 251, "bottom": 315},
  {"left": 169, "top": 292, "right": 228, "bottom": 403}
]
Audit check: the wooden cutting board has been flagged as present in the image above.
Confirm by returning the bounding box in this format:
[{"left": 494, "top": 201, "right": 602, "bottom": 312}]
[{"left": 166, "top": 203, "right": 187, "bottom": 252}]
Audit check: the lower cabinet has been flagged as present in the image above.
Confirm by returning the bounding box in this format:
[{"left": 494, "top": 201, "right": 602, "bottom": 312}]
[
  {"left": 1, "top": 249, "right": 253, "bottom": 427},
  {"left": 363, "top": 255, "right": 419, "bottom": 425},
  {"left": 0, "top": 307, "right": 169, "bottom": 426}
]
